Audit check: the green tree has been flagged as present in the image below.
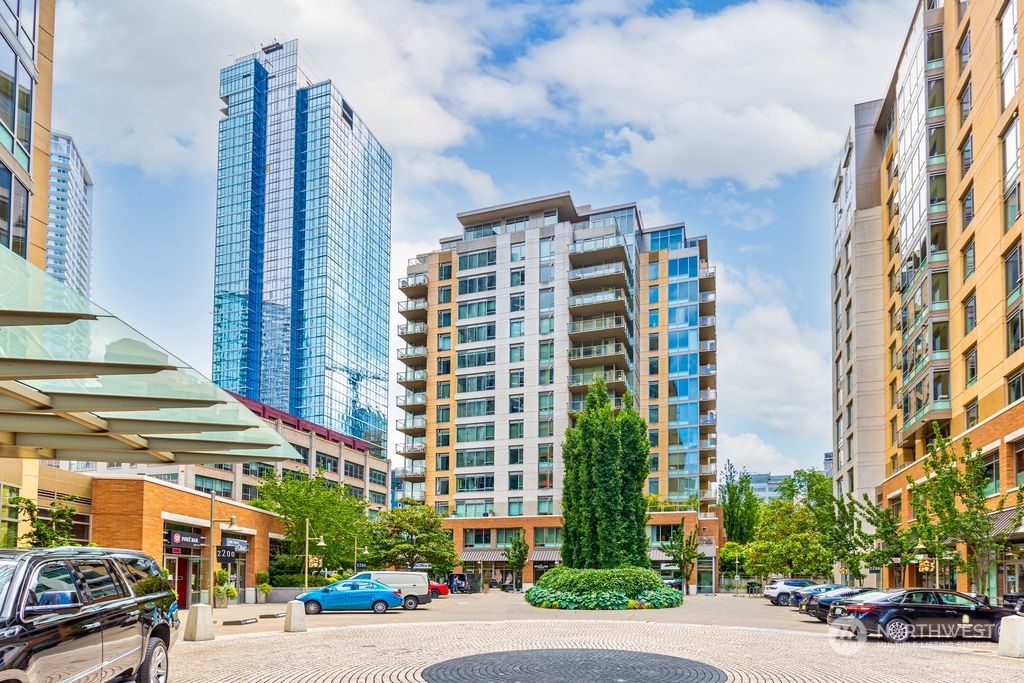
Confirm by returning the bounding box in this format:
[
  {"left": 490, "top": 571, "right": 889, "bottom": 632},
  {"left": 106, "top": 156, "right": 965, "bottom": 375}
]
[
  {"left": 909, "top": 423, "right": 1024, "bottom": 594},
  {"left": 254, "top": 471, "right": 369, "bottom": 571},
  {"left": 561, "top": 379, "right": 628, "bottom": 568},
  {"left": 661, "top": 522, "right": 702, "bottom": 595},
  {"left": 365, "top": 504, "right": 456, "bottom": 572},
  {"left": 502, "top": 529, "right": 530, "bottom": 592},
  {"left": 13, "top": 497, "right": 77, "bottom": 547},
  {"left": 853, "top": 494, "right": 916, "bottom": 588},
  {"left": 617, "top": 391, "right": 651, "bottom": 568},
  {"left": 744, "top": 499, "right": 831, "bottom": 578},
  {"left": 719, "top": 540, "right": 747, "bottom": 577},
  {"left": 718, "top": 462, "right": 760, "bottom": 544}
]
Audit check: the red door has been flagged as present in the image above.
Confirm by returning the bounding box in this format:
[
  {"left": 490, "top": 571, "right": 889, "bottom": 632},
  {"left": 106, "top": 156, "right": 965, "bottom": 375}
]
[{"left": 170, "top": 558, "right": 189, "bottom": 609}]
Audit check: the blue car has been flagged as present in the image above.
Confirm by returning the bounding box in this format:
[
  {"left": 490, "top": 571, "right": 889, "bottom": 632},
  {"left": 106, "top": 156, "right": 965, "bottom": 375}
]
[
  {"left": 792, "top": 583, "right": 843, "bottom": 608},
  {"left": 296, "top": 579, "right": 404, "bottom": 614}
]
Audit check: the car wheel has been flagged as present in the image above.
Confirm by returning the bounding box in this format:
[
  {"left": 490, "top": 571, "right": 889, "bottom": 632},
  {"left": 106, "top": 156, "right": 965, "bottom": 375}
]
[
  {"left": 403, "top": 595, "right": 419, "bottom": 610},
  {"left": 883, "top": 618, "right": 912, "bottom": 643},
  {"left": 817, "top": 616, "right": 827, "bottom": 623},
  {"left": 777, "top": 593, "right": 791, "bottom": 607},
  {"left": 136, "top": 637, "right": 168, "bottom": 683},
  {"left": 430, "top": 589, "right": 440, "bottom": 599},
  {"left": 372, "top": 600, "right": 388, "bottom": 614},
  {"left": 992, "top": 619, "right": 1002, "bottom": 643},
  {"left": 304, "top": 600, "right": 322, "bottom": 615}
]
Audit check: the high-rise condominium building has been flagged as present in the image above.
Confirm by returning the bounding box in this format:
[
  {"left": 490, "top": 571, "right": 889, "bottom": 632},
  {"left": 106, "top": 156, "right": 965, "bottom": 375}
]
[
  {"left": 45, "top": 131, "right": 92, "bottom": 296},
  {"left": 396, "top": 193, "right": 719, "bottom": 584},
  {"left": 838, "top": 0, "right": 1024, "bottom": 594},
  {"left": 212, "top": 39, "right": 392, "bottom": 456},
  {"left": 0, "top": 0, "right": 53, "bottom": 265}
]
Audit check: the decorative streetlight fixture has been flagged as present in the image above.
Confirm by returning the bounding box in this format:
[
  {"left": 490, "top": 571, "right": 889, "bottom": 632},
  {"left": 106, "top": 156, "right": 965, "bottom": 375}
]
[
  {"left": 353, "top": 537, "right": 368, "bottom": 573},
  {"left": 304, "top": 518, "right": 326, "bottom": 591},
  {"left": 208, "top": 492, "right": 240, "bottom": 605}
]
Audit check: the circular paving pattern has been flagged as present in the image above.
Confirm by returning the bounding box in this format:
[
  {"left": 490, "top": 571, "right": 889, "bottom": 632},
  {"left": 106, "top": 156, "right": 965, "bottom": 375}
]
[{"left": 420, "top": 648, "right": 727, "bottom": 683}]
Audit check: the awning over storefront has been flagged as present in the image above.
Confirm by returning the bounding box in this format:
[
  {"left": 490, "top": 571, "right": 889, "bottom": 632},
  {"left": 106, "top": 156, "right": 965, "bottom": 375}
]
[
  {"left": 990, "top": 507, "right": 1024, "bottom": 536},
  {"left": 0, "top": 247, "right": 302, "bottom": 465},
  {"left": 461, "top": 548, "right": 509, "bottom": 562},
  {"left": 649, "top": 547, "right": 671, "bottom": 562},
  {"left": 530, "top": 548, "right": 561, "bottom": 562}
]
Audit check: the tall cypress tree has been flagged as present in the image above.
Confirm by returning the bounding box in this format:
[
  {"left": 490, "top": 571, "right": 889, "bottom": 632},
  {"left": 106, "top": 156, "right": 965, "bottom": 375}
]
[
  {"left": 617, "top": 392, "right": 651, "bottom": 568},
  {"left": 562, "top": 379, "right": 648, "bottom": 569}
]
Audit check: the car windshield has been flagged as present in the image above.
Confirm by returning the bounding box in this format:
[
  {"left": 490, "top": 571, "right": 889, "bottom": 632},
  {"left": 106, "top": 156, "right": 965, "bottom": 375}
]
[
  {"left": 849, "top": 590, "right": 898, "bottom": 603},
  {"left": 0, "top": 561, "right": 15, "bottom": 609}
]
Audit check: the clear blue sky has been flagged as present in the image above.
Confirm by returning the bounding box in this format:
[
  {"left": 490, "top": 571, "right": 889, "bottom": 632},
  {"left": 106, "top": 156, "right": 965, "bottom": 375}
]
[{"left": 52, "top": 0, "right": 916, "bottom": 474}]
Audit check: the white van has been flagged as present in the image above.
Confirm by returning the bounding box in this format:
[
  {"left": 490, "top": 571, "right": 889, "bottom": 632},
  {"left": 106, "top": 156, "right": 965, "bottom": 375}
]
[{"left": 350, "top": 571, "right": 432, "bottom": 609}]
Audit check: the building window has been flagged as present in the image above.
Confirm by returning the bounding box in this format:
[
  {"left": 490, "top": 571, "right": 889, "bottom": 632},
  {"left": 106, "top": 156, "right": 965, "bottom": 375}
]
[
  {"left": 961, "top": 132, "right": 973, "bottom": 175},
  {"left": 456, "top": 448, "right": 494, "bottom": 467},
  {"left": 649, "top": 285, "right": 659, "bottom": 304},
  {"left": 456, "top": 423, "right": 495, "bottom": 443},
  {"left": 435, "top": 502, "right": 449, "bottom": 516},
  {"left": 648, "top": 406, "right": 659, "bottom": 424},
  {"left": 437, "top": 380, "right": 451, "bottom": 399},
  {"left": 459, "top": 249, "right": 497, "bottom": 270},
  {"left": 1009, "top": 367, "right": 1024, "bottom": 404},
  {"left": 437, "top": 309, "right": 451, "bottom": 327},
  {"left": 537, "top": 497, "right": 554, "bottom": 515},
  {"left": 539, "top": 340, "right": 554, "bottom": 363},
  {"left": 929, "top": 173, "right": 946, "bottom": 212},
  {"left": 1001, "top": 0, "right": 1019, "bottom": 110},
  {"left": 509, "top": 446, "right": 524, "bottom": 465},
  {"left": 1015, "top": 440, "right": 1024, "bottom": 488},
  {"left": 458, "top": 298, "right": 497, "bottom": 320},
  {"left": 965, "top": 400, "right": 979, "bottom": 429},
  {"left": 539, "top": 315, "right": 555, "bottom": 335},
  {"left": 438, "top": 262, "right": 452, "bottom": 280},
  {"left": 437, "top": 405, "right": 451, "bottom": 424},
  {"left": 958, "top": 80, "right": 971, "bottom": 123},
  {"left": 437, "top": 333, "right": 451, "bottom": 351},
  {"left": 983, "top": 451, "right": 1001, "bottom": 497},
  {"left": 1010, "top": 308, "right": 1024, "bottom": 355},
  {"left": 510, "top": 293, "right": 526, "bottom": 312},
  {"left": 539, "top": 288, "right": 554, "bottom": 312},
  {"left": 1007, "top": 242, "right": 1022, "bottom": 301},
  {"left": 508, "top": 472, "right": 523, "bottom": 491},
  {"left": 926, "top": 28, "right": 943, "bottom": 69},
  {"left": 195, "top": 475, "right": 232, "bottom": 498},
  {"left": 437, "top": 286, "right": 452, "bottom": 304},
  {"left": 510, "top": 344, "right": 525, "bottom": 363},
  {"left": 649, "top": 430, "right": 659, "bottom": 447},
  {"left": 463, "top": 529, "right": 492, "bottom": 547},
  {"left": 648, "top": 381, "right": 659, "bottom": 399},
  {"left": 510, "top": 269, "right": 526, "bottom": 287},
  {"left": 241, "top": 484, "right": 260, "bottom": 502},
  {"left": 958, "top": 27, "right": 970, "bottom": 73},
  {"left": 539, "top": 237, "right": 555, "bottom": 261},
  {"left": 343, "top": 461, "right": 365, "bottom": 479},
  {"left": 509, "top": 369, "right": 524, "bottom": 388},
  {"left": 927, "top": 124, "right": 945, "bottom": 164},
  {"left": 963, "top": 238, "right": 975, "bottom": 280},
  {"left": 539, "top": 263, "right": 554, "bottom": 283},
  {"left": 538, "top": 419, "right": 554, "bottom": 437},
  {"left": 538, "top": 392, "right": 554, "bottom": 416},
  {"left": 648, "top": 262, "right": 660, "bottom": 279},
  {"left": 437, "top": 357, "right": 451, "bottom": 375},
  {"left": 458, "top": 273, "right": 496, "bottom": 295},
  {"left": 436, "top": 478, "right": 450, "bottom": 495},
  {"left": 965, "top": 292, "right": 977, "bottom": 333},
  {"left": 539, "top": 367, "right": 554, "bottom": 385},
  {"left": 649, "top": 357, "right": 660, "bottom": 374},
  {"left": 509, "top": 395, "right": 524, "bottom": 414},
  {"left": 961, "top": 184, "right": 974, "bottom": 228},
  {"left": 510, "top": 318, "right": 524, "bottom": 338},
  {"left": 648, "top": 478, "right": 660, "bottom": 495},
  {"left": 510, "top": 244, "right": 524, "bottom": 262},
  {"left": 508, "top": 498, "right": 523, "bottom": 516},
  {"left": 649, "top": 309, "right": 659, "bottom": 327},
  {"left": 509, "top": 421, "right": 524, "bottom": 439},
  {"left": 436, "top": 429, "right": 450, "bottom": 447},
  {"left": 315, "top": 452, "right": 339, "bottom": 473},
  {"left": 965, "top": 346, "right": 978, "bottom": 386},
  {"left": 436, "top": 453, "right": 450, "bottom": 471}
]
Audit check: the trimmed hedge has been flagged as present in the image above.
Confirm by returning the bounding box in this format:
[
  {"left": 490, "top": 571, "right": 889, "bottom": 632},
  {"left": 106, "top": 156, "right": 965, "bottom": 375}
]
[{"left": 524, "top": 566, "right": 682, "bottom": 610}]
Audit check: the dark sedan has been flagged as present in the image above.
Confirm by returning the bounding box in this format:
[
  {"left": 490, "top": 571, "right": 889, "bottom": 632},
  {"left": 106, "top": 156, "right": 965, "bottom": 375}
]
[
  {"left": 828, "top": 588, "right": 1017, "bottom": 643},
  {"left": 792, "top": 583, "right": 842, "bottom": 609},
  {"left": 805, "top": 586, "right": 873, "bottom": 621}
]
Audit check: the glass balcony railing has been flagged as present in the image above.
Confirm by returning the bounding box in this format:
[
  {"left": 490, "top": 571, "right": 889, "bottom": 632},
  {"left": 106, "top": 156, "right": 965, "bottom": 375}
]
[
  {"left": 568, "top": 288, "right": 630, "bottom": 309},
  {"left": 699, "top": 389, "right": 718, "bottom": 401},
  {"left": 699, "top": 364, "right": 717, "bottom": 376},
  {"left": 569, "top": 369, "right": 627, "bottom": 386},
  {"left": 397, "top": 368, "right": 428, "bottom": 383},
  {"left": 398, "top": 298, "right": 427, "bottom": 312},
  {"left": 568, "top": 342, "right": 628, "bottom": 361},
  {"left": 570, "top": 315, "right": 628, "bottom": 334},
  {"left": 398, "top": 272, "right": 429, "bottom": 289},
  {"left": 396, "top": 440, "right": 426, "bottom": 455},
  {"left": 569, "top": 262, "right": 628, "bottom": 282},
  {"left": 699, "top": 315, "right": 716, "bottom": 327},
  {"left": 699, "top": 340, "right": 716, "bottom": 352},
  {"left": 396, "top": 393, "right": 427, "bottom": 408},
  {"left": 397, "top": 346, "right": 427, "bottom": 360},
  {"left": 569, "top": 234, "right": 627, "bottom": 255},
  {"left": 396, "top": 416, "right": 427, "bottom": 431},
  {"left": 397, "top": 322, "right": 427, "bottom": 337},
  {"left": 570, "top": 394, "right": 626, "bottom": 412}
]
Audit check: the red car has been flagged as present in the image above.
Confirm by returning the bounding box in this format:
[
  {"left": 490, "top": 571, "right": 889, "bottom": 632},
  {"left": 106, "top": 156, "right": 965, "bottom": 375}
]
[{"left": 429, "top": 581, "right": 450, "bottom": 599}]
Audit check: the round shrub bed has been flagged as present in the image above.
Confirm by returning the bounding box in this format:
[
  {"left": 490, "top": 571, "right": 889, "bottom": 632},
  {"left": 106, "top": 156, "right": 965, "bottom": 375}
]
[{"left": 524, "top": 566, "right": 683, "bottom": 610}]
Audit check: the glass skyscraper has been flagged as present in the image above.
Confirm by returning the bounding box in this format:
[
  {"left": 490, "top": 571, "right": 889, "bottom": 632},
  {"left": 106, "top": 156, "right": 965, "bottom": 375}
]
[
  {"left": 45, "top": 132, "right": 93, "bottom": 297},
  {"left": 213, "top": 39, "right": 392, "bottom": 456}
]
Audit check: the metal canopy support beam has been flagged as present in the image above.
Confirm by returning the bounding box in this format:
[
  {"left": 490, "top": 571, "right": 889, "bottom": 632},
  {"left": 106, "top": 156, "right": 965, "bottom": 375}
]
[
  {"left": 107, "top": 418, "right": 256, "bottom": 435},
  {"left": 144, "top": 437, "right": 276, "bottom": 452},
  {"left": 0, "top": 309, "right": 98, "bottom": 327},
  {"left": 0, "top": 445, "right": 54, "bottom": 459},
  {"left": 49, "top": 394, "right": 225, "bottom": 412},
  {"left": 15, "top": 433, "right": 139, "bottom": 451},
  {"left": 0, "top": 359, "right": 175, "bottom": 381},
  {"left": 50, "top": 449, "right": 166, "bottom": 464},
  {"left": 0, "top": 414, "right": 97, "bottom": 434}
]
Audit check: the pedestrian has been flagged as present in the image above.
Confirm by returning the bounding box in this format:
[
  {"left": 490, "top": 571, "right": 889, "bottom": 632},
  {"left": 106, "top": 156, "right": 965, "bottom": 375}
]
[{"left": 456, "top": 576, "right": 466, "bottom": 594}]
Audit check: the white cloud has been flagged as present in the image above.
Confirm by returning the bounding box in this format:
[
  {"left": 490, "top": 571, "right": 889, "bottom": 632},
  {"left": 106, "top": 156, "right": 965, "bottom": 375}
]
[
  {"left": 718, "top": 432, "right": 802, "bottom": 475},
  {"left": 715, "top": 265, "right": 832, "bottom": 457},
  {"left": 510, "top": 0, "right": 912, "bottom": 187},
  {"left": 700, "top": 183, "right": 775, "bottom": 232}
]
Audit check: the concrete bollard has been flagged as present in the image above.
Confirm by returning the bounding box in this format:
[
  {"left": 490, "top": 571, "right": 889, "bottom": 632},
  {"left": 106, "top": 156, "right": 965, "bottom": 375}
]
[
  {"left": 998, "top": 615, "right": 1024, "bottom": 658},
  {"left": 183, "top": 603, "right": 215, "bottom": 642},
  {"left": 284, "top": 600, "right": 307, "bottom": 633}
]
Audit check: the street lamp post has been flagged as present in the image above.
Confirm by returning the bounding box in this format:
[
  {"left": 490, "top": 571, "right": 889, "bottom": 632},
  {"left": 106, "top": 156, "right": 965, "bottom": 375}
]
[
  {"left": 353, "top": 537, "right": 368, "bottom": 573},
  {"left": 304, "top": 518, "right": 326, "bottom": 591},
  {"left": 208, "top": 492, "right": 239, "bottom": 605}
]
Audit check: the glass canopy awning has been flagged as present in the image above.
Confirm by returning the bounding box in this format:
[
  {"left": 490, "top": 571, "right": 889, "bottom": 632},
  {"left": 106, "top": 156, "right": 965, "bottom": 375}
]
[{"left": 0, "top": 247, "right": 302, "bottom": 465}]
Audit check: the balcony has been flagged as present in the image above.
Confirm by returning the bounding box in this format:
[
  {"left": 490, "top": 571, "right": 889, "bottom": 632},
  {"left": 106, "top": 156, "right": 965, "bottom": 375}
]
[
  {"left": 569, "top": 315, "right": 633, "bottom": 345},
  {"left": 699, "top": 488, "right": 717, "bottom": 502},
  {"left": 568, "top": 288, "right": 631, "bottom": 317},
  {"left": 395, "top": 439, "right": 426, "bottom": 458},
  {"left": 396, "top": 392, "right": 428, "bottom": 413},
  {"left": 700, "top": 438, "right": 717, "bottom": 450},
  {"left": 568, "top": 342, "right": 631, "bottom": 370},
  {"left": 569, "top": 368, "right": 629, "bottom": 394},
  {"left": 568, "top": 262, "right": 630, "bottom": 292},
  {"left": 570, "top": 394, "right": 626, "bottom": 413},
  {"left": 398, "top": 272, "right": 429, "bottom": 297},
  {"left": 699, "top": 389, "right": 717, "bottom": 401},
  {"left": 396, "top": 415, "right": 427, "bottom": 436},
  {"left": 402, "top": 489, "right": 426, "bottom": 502},
  {"left": 397, "top": 368, "right": 428, "bottom": 389},
  {"left": 699, "top": 463, "right": 717, "bottom": 476},
  {"left": 398, "top": 297, "right": 428, "bottom": 320},
  {"left": 568, "top": 234, "right": 628, "bottom": 267},
  {"left": 397, "top": 321, "right": 428, "bottom": 343},
  {"left": 699, "top": 315, "right": 716, "bottom": 328},
  {"left": 699, "top": 412, "right": 717, "bottom": 426},
  {"left": 397, "top": 346, "right": 427, "bottom": 365},
  {"left": 699, "top": 264, "right": 716, "bottom": 280},
  {"left": 699, "top": 364, "right": 717, "bottom": 377},
  {"left": 394, "top": 464, "right": 426, "bottom": 481}
]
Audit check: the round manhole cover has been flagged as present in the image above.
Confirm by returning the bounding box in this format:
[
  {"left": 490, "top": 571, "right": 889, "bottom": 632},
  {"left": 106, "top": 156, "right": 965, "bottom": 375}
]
[{"left": 420, "top": 648, "right": 727, "bottom": 682}]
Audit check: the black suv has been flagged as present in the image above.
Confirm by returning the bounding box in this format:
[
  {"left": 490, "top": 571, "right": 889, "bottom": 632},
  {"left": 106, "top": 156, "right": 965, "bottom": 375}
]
[{"left": 0, "top": 546, "right": 179, "bottom": 682}]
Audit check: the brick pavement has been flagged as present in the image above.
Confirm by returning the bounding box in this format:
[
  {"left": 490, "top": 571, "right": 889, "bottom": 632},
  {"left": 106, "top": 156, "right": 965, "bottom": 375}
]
[{"left": 169, "top": 592, "right": 1018, "bottom": 682}]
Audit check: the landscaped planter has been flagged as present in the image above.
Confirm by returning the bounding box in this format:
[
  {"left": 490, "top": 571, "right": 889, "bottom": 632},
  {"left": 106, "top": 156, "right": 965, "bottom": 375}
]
[{"left": 524, "top": 566, "right": 683, "bottom": 610}]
